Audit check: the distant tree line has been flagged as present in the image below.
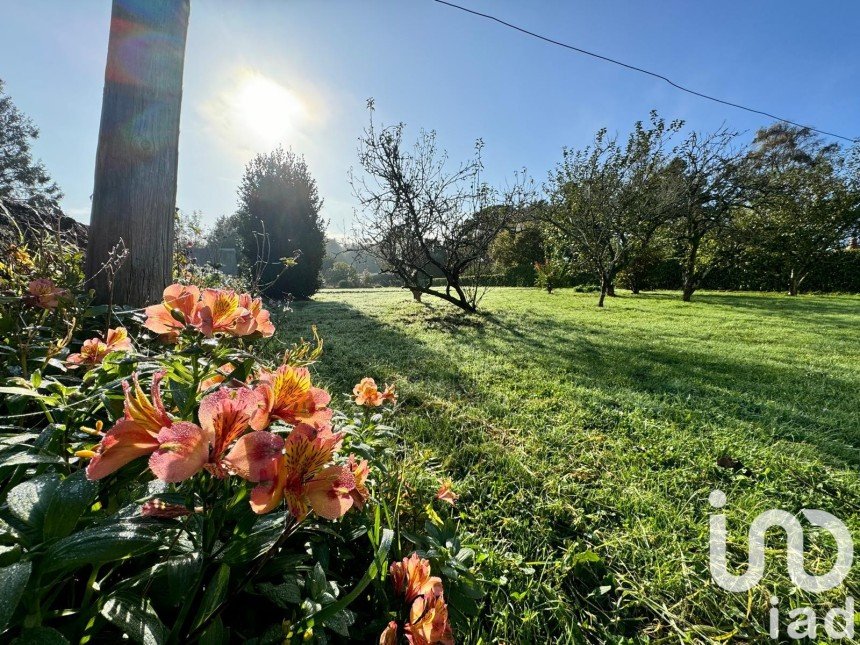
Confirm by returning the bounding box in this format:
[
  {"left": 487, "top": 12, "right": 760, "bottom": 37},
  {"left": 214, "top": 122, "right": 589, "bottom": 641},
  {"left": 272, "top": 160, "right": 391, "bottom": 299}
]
[{"left": 495, "top": 116, "right": 860, "bottom": 306}]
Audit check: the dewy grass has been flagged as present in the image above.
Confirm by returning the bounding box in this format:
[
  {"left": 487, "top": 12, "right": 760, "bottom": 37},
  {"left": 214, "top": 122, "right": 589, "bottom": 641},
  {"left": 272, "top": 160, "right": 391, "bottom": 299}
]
[{"left": 273, "top": 288, "right": 860, "bottom": 643}]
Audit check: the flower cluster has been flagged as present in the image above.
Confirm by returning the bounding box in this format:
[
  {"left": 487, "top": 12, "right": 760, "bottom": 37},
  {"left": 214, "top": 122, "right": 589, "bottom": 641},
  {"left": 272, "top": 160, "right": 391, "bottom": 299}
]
[
  {"left": 67, "top": 327, "right": 133, "bottom": 367},
  {"left": 380, "top": 554, "right": 454, "bottom": 645},
  {"left": 353, "top": 377, "right": 397, "bottom": 407},
  {"left": 80, "top": 364, "right": 372, "bottom": 522},
  {"left": 144, "top": 283, "right": 275, "bottom": 342}
]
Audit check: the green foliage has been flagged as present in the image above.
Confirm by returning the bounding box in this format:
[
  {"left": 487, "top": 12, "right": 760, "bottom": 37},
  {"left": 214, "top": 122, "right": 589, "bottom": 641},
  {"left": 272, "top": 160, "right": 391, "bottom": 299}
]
[{"left": 236, "top": 147, "right": 326, "bottom": 300}]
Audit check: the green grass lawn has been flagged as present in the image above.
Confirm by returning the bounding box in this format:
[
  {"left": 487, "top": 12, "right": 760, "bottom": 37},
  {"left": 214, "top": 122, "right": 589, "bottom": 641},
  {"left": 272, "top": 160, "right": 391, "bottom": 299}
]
[{"left": 275, "top": 288, "right": 860, "bottom": 643}]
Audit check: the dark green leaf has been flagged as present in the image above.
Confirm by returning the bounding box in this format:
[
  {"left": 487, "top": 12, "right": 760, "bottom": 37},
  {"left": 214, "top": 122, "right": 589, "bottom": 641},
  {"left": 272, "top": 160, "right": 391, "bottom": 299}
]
[
  {"left": 7, "top": 474, "right": 60, "bottom": 535},
  {"left": 43, "top": 522, "right": 166, "bottom": 573},
  {"left": 10, "top": 626, "right": 70, "bottom": 644},
  {"left": 100, "top": 593, "right": 166, "bottom": 645},
  {"left": 43, "top": 471, "right": 98, "bottom": 540},
  {"left": 0, "top": 560, "right": 32, "bottom": 631},
  {"left": 191, "top": 564, "right": 230, "bottom": 631}
]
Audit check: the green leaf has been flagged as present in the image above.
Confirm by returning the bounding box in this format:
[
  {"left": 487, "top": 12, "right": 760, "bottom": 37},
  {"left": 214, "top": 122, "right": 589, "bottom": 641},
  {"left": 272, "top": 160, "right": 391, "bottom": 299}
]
[
  {"left": 100, "top": 593, "right": 166, "bottom": 645},
  {"left": 298, "top": 528, "right": 393, "bottom": 634},
  {"left": 198, "top": 616, "right": 228, "bottom": 645},
  {"left": 257, "top": 578, "right": 302, "bottom": 608},
  {"left": 43, "top": 471, "right": 98, "bottom": 540},
  {"left": 191, "top": 564, "right": 230, "bottom": 631},
  {"left": 0, "top": 450, "right": 64, "bottom": 468},
  {"left": 221, "top": 514, "right": 285, "bottom": 565},
  {"left": 164, "top": 554, "right": 203, "bottom": 607},
  {"left": 43, "top": 522, "right": 166, "bottom": 573},
  {"left": 7, "top": 474, "right": 60, "bottom": 536},
  {"left": 323, "top": 609, "right": 355, "bottom": 637},
  {"left": 0, "top": 560, "right": 32, "bottom": 631},
  {"left": 10, "top": 626, "right": 70, "bottom": 644}
]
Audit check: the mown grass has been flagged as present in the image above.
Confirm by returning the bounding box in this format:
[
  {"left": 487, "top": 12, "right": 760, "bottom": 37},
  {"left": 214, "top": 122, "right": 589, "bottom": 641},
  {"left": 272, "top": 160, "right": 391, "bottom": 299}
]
[{"left": 274, "top": 288, "right": 860, "bottom": 643}]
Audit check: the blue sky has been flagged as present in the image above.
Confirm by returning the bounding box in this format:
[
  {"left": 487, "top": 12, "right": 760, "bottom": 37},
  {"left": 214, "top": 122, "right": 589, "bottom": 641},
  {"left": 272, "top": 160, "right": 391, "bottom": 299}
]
[{"left": 1, "top": 1, "right": 858, "bottom": 236}]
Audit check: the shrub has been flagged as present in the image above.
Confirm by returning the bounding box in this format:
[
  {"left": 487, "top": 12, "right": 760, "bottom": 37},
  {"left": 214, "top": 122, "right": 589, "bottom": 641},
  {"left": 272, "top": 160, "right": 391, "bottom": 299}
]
[{"left": 0, "top": 237, "right": 483, "bottom": 642}]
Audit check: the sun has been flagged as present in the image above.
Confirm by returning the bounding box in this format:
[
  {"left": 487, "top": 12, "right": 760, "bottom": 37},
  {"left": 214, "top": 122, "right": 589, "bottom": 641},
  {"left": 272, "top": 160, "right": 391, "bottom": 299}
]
[{"left": 230, "top": 72, "right": 305, "bottom": 147}]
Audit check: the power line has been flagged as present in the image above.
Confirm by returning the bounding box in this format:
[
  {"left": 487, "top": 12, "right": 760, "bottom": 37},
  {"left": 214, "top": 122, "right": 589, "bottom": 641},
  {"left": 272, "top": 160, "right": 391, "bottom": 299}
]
[{"left": 433, "top": 0, "right": 858, "bottom": 144}]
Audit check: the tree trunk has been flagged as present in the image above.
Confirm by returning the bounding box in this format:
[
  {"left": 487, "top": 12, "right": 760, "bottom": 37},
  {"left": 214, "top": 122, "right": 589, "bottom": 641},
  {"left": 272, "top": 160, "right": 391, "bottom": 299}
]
[
  {"left": 606, "top": 283, "right": 616, "bottom": 297},
  {"left": 788, "top": 268, "right": 799, "bottom": 296},
  {"left": 410, "top": 288, "right": 422, "bottom": 302},
  {"left": 681, "top": 239, "right": 699, "bottom": 302},
  {"left": 597, "top": 276, "right": 608, "bottom": 307},
  {"left": 85, "top": 0, "right": 191, "bottom": 306}
]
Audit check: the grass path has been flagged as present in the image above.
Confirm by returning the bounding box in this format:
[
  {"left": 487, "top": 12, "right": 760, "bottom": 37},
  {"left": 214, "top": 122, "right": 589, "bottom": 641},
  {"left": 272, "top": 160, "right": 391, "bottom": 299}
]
[{"left": 276, "top": 288, "right": 860, "bottom": 642}]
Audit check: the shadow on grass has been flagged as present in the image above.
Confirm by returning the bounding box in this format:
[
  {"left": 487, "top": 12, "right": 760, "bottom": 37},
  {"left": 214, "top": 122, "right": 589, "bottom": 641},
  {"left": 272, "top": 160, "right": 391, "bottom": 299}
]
[
  {"left": 284, "top": 293, "right": 859, "bottom": 467},
  {"left": 480, "top": 306, "right": 860, "bottom": 466}
]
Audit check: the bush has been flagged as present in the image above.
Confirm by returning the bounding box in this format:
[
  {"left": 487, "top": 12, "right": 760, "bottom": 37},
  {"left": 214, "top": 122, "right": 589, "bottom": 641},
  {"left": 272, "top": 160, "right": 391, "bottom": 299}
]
[{"left": 0, "top": 237, "right": 483, "bottom": 643}]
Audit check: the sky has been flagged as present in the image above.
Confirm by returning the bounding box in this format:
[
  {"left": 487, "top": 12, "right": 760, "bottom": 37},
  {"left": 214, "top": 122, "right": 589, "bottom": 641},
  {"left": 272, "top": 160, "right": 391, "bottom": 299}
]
[{"left": 1, "top": 1, "right": 858, "bottom": 237}]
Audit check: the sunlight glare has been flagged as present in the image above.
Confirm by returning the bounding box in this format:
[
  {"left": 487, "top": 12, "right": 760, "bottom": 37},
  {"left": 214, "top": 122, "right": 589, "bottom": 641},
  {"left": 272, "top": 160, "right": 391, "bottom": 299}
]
[{"left": 231, "top": 72, "right": 304, "bottom": 147}]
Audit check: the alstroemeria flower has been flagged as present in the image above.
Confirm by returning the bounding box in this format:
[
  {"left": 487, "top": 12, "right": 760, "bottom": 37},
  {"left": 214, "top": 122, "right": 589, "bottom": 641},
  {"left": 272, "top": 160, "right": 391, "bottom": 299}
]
[
  {"left": 435, "top": 480, "right": 459, "bottom": 506},
  {"left": 230, "top": 293, "right": 274, "bottom": 338},
  {"left": 379, "top": 622, "right": 398, "bottom": 645},
  {"left": 348, "top": 455, "right": 370, "bottom": 510},
  {"left": 226, "top": 424, "right": 356, "bottom": 520},
  {"left": 353, "top": 378, "right": 397, "bottom": 407},
  {"left": 390, "top": 554, "right": 444, "bottom": 604},
  {"left": 198, "top": 386, "right": 260, "bottom": 477},
  {"left": 143, "top": 284, "right": 203, "bottom": 340},
  {"left": 251, "top": 364, "right": 332, "bottom": 430},
  {"left": 27, "top": 278, "right": 67, "bottom": 310},
  {"left": 199, "top": 362, "right": 236, "bottom": 392},
  {"left": 405, "top": 592, "right": 454, "bottom": 645},
  {"left": 238, "top": 293, "right": 276, "bottom": 337},
  {"left": 197, "top": 288, "right": 250, "bottom": 337},
  {"left": 85, "top": 371, "right": 207, "bottom": 482},
  {"left": 68, "top": 327, "right": 133, "bottom": 367}
]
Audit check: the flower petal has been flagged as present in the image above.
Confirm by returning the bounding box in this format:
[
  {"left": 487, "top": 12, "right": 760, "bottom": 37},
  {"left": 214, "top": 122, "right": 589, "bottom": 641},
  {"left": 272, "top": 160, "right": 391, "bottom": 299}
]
[
  {"left": 86, "top": 419, "right": 160, "bottom": 480},
  {"left": 224, "top": 431, "right": 285, "bottom": 482},
  {"left": 306, "top": 465, "right": 356, "bottom": 520},
  {"left": 148, "top": 422, "right": 208, "bottom": 483}
]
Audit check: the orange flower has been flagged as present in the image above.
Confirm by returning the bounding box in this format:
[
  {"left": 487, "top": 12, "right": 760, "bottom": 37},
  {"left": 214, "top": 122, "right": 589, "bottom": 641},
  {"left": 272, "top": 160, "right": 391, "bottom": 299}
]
[
  {"left": 353, "top": 378, "right": 396, "bottom": 407},
  {"left": 143, "top": 284, "right": 276, "bottom": 341},
  {"left": 251, "top": 364, "right": 332, "bottom": 430},
  {"left": 27, "top": 278, "right": 66, "bottom": 309},
  {"left": 197, "top": 288, "right": 248, "bottom": 336},
  {"left": 405, "top": 592, "right": 454, "bottom": 645},
  {"left": 379, "top": 622, "right": 398, "bottom": 645},
  {"left": 238, "top": 293, "right": 276, "bottom": 338},
  {"left": 226, "top": 424, "right": 356, "bottom": 520},
  {"left": 143, "top": 284, "right": 203, "bottom": 340},
  {"left": 85, "top": 371, "right": 207, "bottom": 483},
  {"left": 197, "top": 386, "right": 260, "bottom": 477},
  {"left": 382, "top": 383, "right": 397, "bottom": 403},
  {"left": 68, "top": 327, "right": 133, "bottom": 367},
  {"left": 435, "top": 480, "right": 459, "bottom": 506},
  {"left": 390, "top": 554, "right": 444, "bottom": 604},
  {"left": 199, "top": 362, "right": 236, "bottom": 392},
  {"left": 348, "top": 455, "right": 370, "bottom": 509}
]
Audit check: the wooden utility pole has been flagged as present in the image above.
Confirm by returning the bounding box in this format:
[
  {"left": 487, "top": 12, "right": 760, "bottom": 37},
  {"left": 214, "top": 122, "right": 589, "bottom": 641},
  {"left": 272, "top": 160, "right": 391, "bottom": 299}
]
[{"left": 85, "top": 0, "right": 191, "bottom": 306}]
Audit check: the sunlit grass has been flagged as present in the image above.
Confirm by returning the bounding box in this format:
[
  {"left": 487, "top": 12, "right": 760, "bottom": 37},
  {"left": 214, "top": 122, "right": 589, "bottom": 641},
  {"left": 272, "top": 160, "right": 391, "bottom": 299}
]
[{"left": 274, "top": 288, "right": 860, "bottom": 642}]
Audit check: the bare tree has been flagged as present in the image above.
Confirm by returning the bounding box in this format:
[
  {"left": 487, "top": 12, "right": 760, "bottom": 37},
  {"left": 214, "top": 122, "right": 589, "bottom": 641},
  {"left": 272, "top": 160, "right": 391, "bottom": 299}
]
[
  {"left": 350, "top": 102, "right": 530, "bottom": 312},
  {"left": 85, "top": 0, "right": 191, "bottom": 306},
  {"left": 542, "top": 113, "right": 681, "bottom": 306}
]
